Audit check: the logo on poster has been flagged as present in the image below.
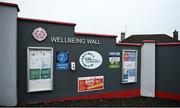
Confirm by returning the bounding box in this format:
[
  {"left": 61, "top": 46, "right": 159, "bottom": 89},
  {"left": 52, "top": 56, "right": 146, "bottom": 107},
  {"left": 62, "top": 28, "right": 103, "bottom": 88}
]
[
  {"left": 32, "top": 27, "right": 47, "bottom": 41},
  {"left": 79, "top": 51, "right": 103, "bottom": 69}
]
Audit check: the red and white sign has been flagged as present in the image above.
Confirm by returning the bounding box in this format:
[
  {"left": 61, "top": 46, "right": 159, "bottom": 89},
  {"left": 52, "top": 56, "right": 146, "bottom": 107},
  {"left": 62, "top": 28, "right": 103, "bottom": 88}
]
[
  {"left": 32, "top": 27, "right": 47, "bottom": 41},
  {"left": 78, "top": 76, "right": 104, "bottom": 92}
]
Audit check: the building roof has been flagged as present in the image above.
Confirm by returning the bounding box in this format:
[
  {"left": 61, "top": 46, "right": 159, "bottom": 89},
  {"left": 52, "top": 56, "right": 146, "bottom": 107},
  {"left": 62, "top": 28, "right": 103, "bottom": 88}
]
[{"left": 121, "top": 34, "right": 179, "bottom": 43}]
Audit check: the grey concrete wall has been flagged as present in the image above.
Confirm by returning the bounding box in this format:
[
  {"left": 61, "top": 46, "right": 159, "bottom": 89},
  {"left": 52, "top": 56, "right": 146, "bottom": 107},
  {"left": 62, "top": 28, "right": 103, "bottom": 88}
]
[
  {"left": 0, "top": 5, "right": 18, "bottom": 106},
  {"left": 141, "top": 43, "right": 155, "bottom": 97}
]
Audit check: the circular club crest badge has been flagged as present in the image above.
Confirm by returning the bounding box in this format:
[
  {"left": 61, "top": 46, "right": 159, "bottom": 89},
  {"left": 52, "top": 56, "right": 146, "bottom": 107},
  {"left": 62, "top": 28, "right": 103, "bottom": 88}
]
[
  {"left": 32, "top": 27, "right": 47, "bottom": 41},
  {"left": 79, "top": 51, "right": 103, "bottom": 69}
]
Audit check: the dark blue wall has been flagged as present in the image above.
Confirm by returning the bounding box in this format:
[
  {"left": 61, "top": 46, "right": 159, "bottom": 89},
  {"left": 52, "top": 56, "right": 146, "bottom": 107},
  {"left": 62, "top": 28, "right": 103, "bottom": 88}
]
[
  {"left": 156, "top": 46, "right": 180, "bottom": 94},
  {"left": 17, "top": 20, "right": 141, "bottom": 103}
]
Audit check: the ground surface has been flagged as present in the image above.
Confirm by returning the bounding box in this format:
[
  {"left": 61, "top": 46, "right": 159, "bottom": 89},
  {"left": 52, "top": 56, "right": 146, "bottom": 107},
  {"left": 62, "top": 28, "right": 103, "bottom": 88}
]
[{"left": 19, "top": 97, "right": 180, "bottom": 107}]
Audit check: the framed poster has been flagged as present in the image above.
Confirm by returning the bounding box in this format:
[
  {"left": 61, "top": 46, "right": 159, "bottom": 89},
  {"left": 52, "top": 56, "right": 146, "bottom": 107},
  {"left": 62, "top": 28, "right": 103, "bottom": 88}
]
[
  {"left": 27, "top": 47, "right": 53, "bottom": 92},
  {"left": 78, "top": 76, "right": 104, "bottom": 92},
  {"left": 122, "top": 50, "right": 137, "bottom": 83},
  {"left": 109, "top": 52, "right": 120, "bottom": 69}
]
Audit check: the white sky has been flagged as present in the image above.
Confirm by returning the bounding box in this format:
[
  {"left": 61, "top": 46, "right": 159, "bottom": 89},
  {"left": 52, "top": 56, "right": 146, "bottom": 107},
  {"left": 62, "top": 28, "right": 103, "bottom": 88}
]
[{"left": 1, "top": 0, "right": 180, "bottom": 41}]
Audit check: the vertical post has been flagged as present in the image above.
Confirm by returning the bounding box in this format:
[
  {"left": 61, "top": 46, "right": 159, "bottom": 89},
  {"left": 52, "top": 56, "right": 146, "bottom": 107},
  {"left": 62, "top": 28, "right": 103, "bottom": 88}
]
[
  {"left": 0, "top": 2, "right": 19, "bottom": 106},
  {"left": 141, "top": 40, "right": 156, "bottom": 97}
]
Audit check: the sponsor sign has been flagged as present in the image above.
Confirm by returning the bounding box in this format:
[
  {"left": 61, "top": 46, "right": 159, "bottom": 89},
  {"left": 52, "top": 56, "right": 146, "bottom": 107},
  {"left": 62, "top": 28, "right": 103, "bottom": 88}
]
[
  {"left": 79, "top": 51, "right": 103, "bottom": 69},
  {"left": 109, "top": 52, "right": 120, "bottom": 69},
  {"left": 56, "top": 52, "right": 69, "bottom": 70},
  {"left": 32, "top": 27, "right": 47, "bottom": 41},
  {"left": 122, "top": 50, "right": 137, "bottom": 83},
  {"left": 78, "top": 76, "right": 104, "bottom": 92},
  {"left": 56, "top": 63, "right": 69, "bottom": 70}
]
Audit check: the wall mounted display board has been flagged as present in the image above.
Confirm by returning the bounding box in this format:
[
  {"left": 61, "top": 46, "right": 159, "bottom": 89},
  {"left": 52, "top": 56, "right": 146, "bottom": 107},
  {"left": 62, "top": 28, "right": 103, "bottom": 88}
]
[
  {"left": 78, "top": 76, "right": 104, "bottom": 92},
  {"left": 27, "top": 47, "right": 53, "bottom": 92},
  {"left": 122, "top": 50, "right": 137, "bottom": 83}
]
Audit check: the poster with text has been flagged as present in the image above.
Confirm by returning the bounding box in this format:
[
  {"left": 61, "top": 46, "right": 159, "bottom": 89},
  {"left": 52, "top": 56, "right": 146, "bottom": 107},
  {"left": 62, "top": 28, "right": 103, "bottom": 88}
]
[
  {"left": 109, "top": 52, "right": 120, "bottom": 69},
  {"left": 27, "top": 47, "right": 53, "bottom": 92},
  {"left": 122, "top": 50, "right": 137, "bottom": 83},
  {"left": 78, "top": 76, "right": 104, "bottom": 92}
]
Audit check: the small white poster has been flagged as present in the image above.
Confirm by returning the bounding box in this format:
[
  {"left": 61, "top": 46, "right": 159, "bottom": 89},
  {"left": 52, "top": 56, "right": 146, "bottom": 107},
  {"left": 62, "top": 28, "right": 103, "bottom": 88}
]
[{"left": 123, "top": 61, "right": 136, "bottom": 69}]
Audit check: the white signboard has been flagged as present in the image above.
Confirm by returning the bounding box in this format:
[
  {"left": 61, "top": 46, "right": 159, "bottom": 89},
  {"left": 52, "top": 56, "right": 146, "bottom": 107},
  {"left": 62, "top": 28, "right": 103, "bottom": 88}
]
[
  {"left": 27, "top": 47, "right": 53, "bottom": 92},
  {"left": 122, "top": 50, "right": 137, "bottom": 83},
  {"left": 79, "top": 51, "right": 103, "bottom": 69}
]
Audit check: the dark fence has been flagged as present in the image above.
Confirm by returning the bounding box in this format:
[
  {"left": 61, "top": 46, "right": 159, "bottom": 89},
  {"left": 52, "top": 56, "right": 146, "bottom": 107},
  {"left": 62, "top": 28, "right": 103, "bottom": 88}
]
[
  {"left": 156, "top": 45, "right": 180, "bottom": 95},
  {"left": 17, "top": 19, "right": 141, "bottom": 104}
]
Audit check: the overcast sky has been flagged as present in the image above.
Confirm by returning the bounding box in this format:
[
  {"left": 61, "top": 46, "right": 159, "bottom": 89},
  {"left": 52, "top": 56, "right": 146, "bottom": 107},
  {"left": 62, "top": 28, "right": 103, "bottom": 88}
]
[{"left": 1, "top": 0, "right": 180, "bottom": 41}]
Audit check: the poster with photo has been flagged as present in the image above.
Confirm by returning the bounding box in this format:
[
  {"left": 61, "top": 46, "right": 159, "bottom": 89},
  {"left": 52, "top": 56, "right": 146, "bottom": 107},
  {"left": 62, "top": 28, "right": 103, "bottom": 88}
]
[
  {"left": 109, "top": 52, "right": 120, "bottom": 69},
  {"left": 78, "top": 76, "right": 104, "bottom": 92},
  {"left": 27, "top": 47, "right": 53, "bottom": 92},
  {"left": 122, "top": 50, "right": 137, "bottom": 83}
]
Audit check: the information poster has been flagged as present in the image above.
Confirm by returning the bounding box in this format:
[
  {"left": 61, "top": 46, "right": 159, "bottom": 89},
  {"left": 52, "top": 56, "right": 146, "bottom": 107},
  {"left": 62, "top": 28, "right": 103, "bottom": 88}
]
[
  {"left": 122, "top": 50, "right": 137, "bottom": 83},
  {"left": 78, "top": 76, "right": 104, "bottom": 92},
  {"left": 27, "top": 47, "right": 53, "bottom": 92},
  {"left": 56, "top": 52, "right": 69, "bottom": 71},
  {"left": 109, "top": 52, "right": 120, "bottom": 69}
]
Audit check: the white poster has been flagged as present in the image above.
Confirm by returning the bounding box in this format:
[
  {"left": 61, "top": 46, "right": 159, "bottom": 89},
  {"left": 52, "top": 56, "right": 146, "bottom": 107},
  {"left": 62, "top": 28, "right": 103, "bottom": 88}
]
[
  {"left": 27, "top": 47, "right": 53, "bottom": 92},
  {"left": 122, "top": 50, "right": 137, "bottom": 83}
]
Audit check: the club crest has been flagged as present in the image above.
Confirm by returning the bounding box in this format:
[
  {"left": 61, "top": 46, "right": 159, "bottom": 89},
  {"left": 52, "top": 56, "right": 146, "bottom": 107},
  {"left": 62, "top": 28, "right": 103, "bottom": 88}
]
[{"left": 32, "top": 27, "right": 47, "bottom": 41}]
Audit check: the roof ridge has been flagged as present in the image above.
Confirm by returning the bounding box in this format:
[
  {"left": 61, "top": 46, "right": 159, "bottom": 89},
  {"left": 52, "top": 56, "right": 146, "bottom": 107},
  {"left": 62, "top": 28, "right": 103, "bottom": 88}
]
[
  {"left": 131, "top": 34, "right": 169, "bottom": 36},
  {"left": 75, "top": 32, "right": 117, "bottom": 38},
  {"left": 17, "top": 17, "right": 76, "bottom": 26}
]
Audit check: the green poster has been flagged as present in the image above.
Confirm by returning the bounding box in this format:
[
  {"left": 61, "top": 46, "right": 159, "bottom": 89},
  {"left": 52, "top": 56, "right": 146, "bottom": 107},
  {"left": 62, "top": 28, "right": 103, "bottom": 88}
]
[
  {"left": 109, "top": 52, "right": 120, "bottom": 69},
  {"left": 29, "top": 69, "right": 41, "bottom": 80},
  {"left": 41, "top": 68, "right": 51, "bottom": 79},
  {"left": 109, "top": 61, "right": 121, "bottom": 68}
]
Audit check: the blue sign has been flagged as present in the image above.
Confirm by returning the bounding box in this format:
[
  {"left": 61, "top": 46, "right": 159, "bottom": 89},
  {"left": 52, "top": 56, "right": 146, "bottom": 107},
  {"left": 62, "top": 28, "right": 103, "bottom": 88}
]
[
  {"left": 129, "top": 52, "right": 135, "bottom": 61},
  {"left": 57, "top": 52, "right": 69, "bottom": 63},
  {"left": 128, "top": 69, "right": 136, "bottom": 77},
  {"left": 56, "top": 63, "right": 69, "bottom": 70}
]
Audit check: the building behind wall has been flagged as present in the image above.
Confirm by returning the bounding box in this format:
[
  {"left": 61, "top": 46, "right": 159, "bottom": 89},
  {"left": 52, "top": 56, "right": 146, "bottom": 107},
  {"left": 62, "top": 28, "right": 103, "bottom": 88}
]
[{"left": 120, "top": 33, "right": 179, "bottom": 43}]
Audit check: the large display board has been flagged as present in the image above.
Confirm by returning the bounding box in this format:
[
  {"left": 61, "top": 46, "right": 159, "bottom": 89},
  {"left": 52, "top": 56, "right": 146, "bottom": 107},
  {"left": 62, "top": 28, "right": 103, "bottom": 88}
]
[
  {"left": 27, "top": 47, "right": 53, "bottom": 92},
  {"left": 122, "top": 50, "right": 137, "bottom": 83}
]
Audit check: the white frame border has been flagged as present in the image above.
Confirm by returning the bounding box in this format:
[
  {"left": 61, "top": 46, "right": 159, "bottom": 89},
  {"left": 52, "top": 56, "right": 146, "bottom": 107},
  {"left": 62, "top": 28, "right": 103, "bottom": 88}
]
[
  {"left": 122, "top": 49, "right": 138, "bottom": 84},
  {"left": 27, "top": 47, "right": 54, "bottom": 93}
]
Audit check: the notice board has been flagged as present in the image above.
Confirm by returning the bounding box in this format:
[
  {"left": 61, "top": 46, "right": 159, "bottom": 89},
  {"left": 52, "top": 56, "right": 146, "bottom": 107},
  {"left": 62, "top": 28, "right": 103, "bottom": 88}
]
[
  {"left": 27, "top": 47, "right": 53, "bottom": 92},
  {"left": 122, "top": 50, "right": 137, "bottom": 83}
]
